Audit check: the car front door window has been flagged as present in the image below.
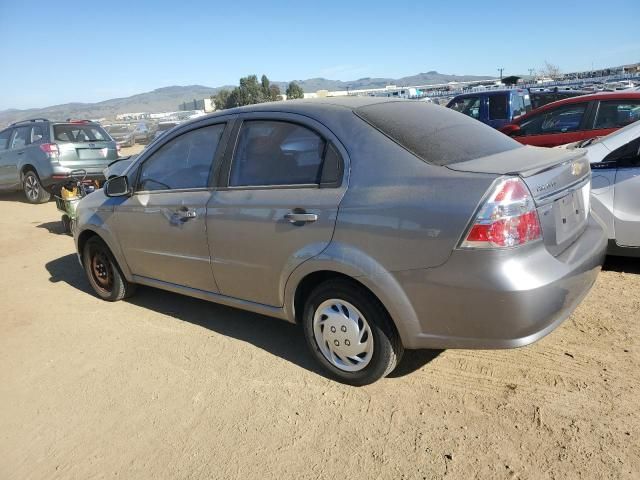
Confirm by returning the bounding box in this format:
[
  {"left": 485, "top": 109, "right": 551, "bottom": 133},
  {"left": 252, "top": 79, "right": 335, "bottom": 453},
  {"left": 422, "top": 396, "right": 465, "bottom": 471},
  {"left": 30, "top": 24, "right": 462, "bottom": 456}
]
[
  {"left": 10, "top": 127, "right": 30, "bottom": 149},
  {"left": 138, "top": 124, "right": 224, "bottom": 191}
]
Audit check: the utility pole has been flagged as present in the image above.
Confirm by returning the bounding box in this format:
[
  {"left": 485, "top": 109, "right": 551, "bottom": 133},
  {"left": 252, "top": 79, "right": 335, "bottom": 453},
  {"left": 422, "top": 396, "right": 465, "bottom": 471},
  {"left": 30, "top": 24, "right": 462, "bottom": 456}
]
[
  {"left": 528, "top": 68, "right": 535, "bottom": 78},
  {"left": 498, "top": 67, "right": 504, "bottom": 81}
]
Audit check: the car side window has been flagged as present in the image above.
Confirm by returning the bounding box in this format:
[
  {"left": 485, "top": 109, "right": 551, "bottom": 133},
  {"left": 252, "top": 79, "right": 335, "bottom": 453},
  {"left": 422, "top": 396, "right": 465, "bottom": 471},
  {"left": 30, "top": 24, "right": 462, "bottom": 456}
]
[
  {"left": 594, "top": 101, "right": 640, "bottom": 129},
  {"left": 229, "top": 121, "right": 327, "bottom": 187},
  {"left": 30, "top": 125, "right": 45, "bottom": 145},
  {"left": 9, "top": 126, "right": 30, "bottom": 149},
  {"left": 449, "top": 97, "right": 481, "bottom": 120},
  {"left": 488, "top": 95, "right": 508, "bottom": 120},
  {"left": 138, "top": 124, "right": 224, "bottom": 191},
  {"left": 511, "top": 95, "right": 527, "bottom": 118},
  {"left": 595, "top": 137, "right": 640, "bottom": 169},
  {"left": 520, "top": 103, "right": 587, "bottom": 136},
  {"left": 0, "top": 129, "right": 11, "bottom": 152}
]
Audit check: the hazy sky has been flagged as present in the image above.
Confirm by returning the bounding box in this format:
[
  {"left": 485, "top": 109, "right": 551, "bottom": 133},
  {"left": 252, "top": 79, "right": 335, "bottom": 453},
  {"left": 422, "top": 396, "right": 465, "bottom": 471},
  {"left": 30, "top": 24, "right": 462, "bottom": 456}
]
[{"left": 0, "top": 0, "right": 638, "bottom": 110}]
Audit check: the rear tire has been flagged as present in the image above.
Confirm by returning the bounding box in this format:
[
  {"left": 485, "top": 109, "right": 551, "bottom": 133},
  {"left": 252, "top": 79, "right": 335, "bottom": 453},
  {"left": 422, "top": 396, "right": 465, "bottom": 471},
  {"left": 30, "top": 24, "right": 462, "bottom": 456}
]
[
  {"left": 302, "top": 279, "right": 403, "bottom": 386},
  {"left": 82, "top": 236, "right": 136, "bottom": 301},
  {"left": 23, "top": 170, "right": 50, "bottom": 204}
]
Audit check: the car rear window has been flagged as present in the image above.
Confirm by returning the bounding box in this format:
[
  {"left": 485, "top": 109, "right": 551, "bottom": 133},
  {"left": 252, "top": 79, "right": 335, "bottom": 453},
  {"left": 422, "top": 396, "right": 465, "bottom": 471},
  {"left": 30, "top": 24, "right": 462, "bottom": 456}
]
[
  {"left": 53, "top": 124, "right": 111, "bottom": 143},
  {"left": 355, "top": 102, "right": 520, "bottom": 166}
]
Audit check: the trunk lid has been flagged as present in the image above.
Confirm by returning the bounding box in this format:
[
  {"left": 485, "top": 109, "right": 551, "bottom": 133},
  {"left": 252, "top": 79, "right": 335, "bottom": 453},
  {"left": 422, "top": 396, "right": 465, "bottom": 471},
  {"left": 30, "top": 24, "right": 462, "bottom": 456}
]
[{"left": 449, "top": 145, "right": 591, "bottom": 256}]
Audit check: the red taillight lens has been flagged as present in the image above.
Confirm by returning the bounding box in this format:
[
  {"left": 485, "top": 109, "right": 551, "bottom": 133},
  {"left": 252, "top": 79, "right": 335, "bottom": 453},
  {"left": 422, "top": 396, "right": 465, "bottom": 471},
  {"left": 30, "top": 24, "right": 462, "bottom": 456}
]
[
  {"left": 461, "top": 177, "right": 542, "bottom": 249},
  {"left": 39, "top": 143, "right": 59, "bottom": 155}
]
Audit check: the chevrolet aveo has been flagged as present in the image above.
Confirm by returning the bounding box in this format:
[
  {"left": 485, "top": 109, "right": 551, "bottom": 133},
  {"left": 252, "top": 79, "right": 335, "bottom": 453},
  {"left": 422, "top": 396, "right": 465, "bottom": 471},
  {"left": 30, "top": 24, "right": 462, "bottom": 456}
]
[{"left": 74, "top": 98, "right": 607, "bottom": 385}]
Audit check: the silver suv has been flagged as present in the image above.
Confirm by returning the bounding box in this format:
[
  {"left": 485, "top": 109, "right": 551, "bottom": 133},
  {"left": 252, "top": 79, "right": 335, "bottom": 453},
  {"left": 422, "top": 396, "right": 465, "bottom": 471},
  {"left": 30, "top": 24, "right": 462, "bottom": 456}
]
[
  {"left": 0, "top": 119, "right": 117, "bottom": 203},
  {"left": 74, "top": 98, "right": 607, "bottom": 385}
]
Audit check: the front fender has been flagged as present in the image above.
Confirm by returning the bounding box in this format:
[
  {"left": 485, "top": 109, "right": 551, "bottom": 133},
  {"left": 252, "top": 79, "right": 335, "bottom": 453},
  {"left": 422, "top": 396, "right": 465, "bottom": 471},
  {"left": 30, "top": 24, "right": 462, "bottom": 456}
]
[{"left": 74, "top": 193, "right": 133, "bottom": 282}]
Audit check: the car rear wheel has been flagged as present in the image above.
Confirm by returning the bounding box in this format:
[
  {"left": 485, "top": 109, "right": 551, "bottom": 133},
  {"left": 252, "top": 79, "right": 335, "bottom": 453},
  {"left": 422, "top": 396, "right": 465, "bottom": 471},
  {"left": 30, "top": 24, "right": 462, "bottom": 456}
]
[
  {"left": 302, "top": 279, "right": 403, "bottom": 386},
  {"left": 82, "top": 236, "right": 136, "bottom": 301},
  {"left": 23, "top": 170, "right": 50, "bottom": 204}
]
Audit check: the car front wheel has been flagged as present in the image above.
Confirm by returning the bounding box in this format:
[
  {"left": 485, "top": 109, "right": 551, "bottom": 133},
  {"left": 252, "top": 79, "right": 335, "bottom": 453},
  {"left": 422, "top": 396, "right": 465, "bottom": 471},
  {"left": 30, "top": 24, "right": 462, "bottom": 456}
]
[
  {"left": 23, "top": 170, "right": 51, "bottom": 204},
  {"left": 302, "top": 279, "right": 403, "bottom": 386},
  {"left": 82, "top": 236, "right": 136, "bottom": 301}
]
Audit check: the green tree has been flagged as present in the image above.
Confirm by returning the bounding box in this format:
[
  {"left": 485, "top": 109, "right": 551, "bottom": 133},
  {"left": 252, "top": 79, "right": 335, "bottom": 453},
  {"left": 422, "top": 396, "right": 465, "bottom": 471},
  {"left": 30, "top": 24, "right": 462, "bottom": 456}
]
[
  {"left": 261, "top": 75, "right": 271, "bottom": 98},
  {"left": 212, "top": 89, "right": 230, "bottom": 111},
  {"left": 286, "top": 81, "right": 304, "bottom": 100},
  {"left": 225, "top": 74, "right": 268, "bottom": 108},
  {"left": 269, "top": 84, "right": 281, "bottom": 101}
]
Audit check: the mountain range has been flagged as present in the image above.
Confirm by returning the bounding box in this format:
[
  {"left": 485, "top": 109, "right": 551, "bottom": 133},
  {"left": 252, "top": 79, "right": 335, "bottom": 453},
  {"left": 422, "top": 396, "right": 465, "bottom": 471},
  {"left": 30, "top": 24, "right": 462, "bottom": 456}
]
[{"left": 0, "top": 71, "right": 493, "bottom": 126}]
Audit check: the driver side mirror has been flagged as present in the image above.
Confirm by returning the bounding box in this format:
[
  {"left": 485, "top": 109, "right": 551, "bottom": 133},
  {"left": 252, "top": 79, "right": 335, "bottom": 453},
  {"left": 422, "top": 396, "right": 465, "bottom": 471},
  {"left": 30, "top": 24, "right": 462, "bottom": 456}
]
[
  {"left": 104, "top": 175, "right": 131, "bottom": 197},
  {"left": 501, "top": 124, "right": 521, "bottom": 137}
]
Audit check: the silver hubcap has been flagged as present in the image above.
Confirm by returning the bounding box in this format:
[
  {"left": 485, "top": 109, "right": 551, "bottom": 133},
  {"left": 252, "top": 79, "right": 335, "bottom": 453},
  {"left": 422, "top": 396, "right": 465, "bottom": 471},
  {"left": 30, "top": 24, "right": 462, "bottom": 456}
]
[
  {"left": 25, "top": 175, "right": 39, "bottom": 200},
  {"left": 313, "top": 299, "right": 373, "bottom": 372}
]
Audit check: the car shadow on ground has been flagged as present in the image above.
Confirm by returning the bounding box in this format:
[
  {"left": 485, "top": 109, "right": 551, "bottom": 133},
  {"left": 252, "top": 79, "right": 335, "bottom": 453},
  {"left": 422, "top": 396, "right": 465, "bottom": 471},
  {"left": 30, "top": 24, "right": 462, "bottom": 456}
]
[
  {"left": 603, "top": 255, "right": 640, "bottom": 274},
  {"left": 0, "top": 191, "right": 28, "bottom": 202},
  {"left": 44, "top": 253, "right": 441, "bottom": 381},
  {"left": 36, "top": 221, "right": 68, "bottom": 235}
]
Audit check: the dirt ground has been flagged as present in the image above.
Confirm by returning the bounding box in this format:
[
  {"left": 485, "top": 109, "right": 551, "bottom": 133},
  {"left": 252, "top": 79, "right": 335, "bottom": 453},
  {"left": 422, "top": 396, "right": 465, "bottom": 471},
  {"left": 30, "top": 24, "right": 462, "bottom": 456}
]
[{"left": 0, "top": 192, "right": 638, "bottom": 480}]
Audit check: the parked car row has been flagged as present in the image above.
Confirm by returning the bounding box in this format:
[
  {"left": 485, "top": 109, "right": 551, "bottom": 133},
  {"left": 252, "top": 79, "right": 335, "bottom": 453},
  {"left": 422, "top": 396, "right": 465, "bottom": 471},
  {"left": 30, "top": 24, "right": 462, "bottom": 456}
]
[
  {"left": 448, "top": 89, "right": 640, "bottom": 148},
  {"left": 104, "top": 120, "right": 157, "bottom": 147}
]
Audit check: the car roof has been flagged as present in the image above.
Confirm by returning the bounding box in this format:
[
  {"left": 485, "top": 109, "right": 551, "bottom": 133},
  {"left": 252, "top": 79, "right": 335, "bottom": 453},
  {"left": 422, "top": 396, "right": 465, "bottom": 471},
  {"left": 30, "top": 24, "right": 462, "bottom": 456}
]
[
  {"left": 177, "top": 96, "right": 416, "bottom": 127},
  {"left": 514, "top": 91, "right": 640, "bottom": 124}
]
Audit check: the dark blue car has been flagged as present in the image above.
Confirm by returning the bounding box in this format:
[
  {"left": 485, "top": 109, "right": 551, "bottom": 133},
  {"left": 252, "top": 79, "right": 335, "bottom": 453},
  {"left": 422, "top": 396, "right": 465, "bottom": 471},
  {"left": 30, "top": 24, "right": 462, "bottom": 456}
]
[{"left": 447, "top": 89, "right": 532, "bottom": 129}]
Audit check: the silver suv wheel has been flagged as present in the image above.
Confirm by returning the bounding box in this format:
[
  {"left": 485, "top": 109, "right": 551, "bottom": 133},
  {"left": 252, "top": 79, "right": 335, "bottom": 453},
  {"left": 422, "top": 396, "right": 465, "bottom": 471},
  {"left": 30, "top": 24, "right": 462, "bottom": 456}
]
[
  {"left": 24, "top": 174, "right": 40, "bottom": 201},
  {"left": 312, "top": 299, "right": 373, "bottom": 372}
]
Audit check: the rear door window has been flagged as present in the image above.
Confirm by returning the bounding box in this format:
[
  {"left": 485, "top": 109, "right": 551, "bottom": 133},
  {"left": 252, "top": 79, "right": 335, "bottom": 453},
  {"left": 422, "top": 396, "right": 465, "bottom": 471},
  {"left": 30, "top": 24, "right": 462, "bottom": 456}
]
[
  {"left": 0, "top": 129, "right": 11, "bottom": 151},
  {"left": 53, "top": 124, "right": 110, "bottom": 143},
  {"left": 30, "top": 125, "right": 45, "bottom": 144},
  {"left": 9, "top": 127, "right": 30, "bottom": 149},
  {"left": 229, "top": 121, "right": 327, "bottom": 187},
  {"left": 448, "top": 96, "right": 481, "bottom": 120},
  {"left": 594, "top": 101, "right": 640, "bottom": 129},
  {"left": 488, "top": 95, "right": 508, "bottom": 120},
  {"left": 520, "top": 103, "right": 588, "bottom": 135}
]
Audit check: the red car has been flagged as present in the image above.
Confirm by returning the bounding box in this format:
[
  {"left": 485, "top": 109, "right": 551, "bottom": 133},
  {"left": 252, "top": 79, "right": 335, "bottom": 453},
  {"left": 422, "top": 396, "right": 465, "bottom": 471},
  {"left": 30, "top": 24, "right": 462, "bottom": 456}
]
[{"left": 500, "top": 92, "right": 640, "bottom": 147}]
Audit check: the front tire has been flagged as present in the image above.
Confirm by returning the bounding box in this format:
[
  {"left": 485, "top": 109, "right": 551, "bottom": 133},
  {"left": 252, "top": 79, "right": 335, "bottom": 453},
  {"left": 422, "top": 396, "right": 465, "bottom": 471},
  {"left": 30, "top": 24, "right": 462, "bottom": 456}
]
[
  {"left": 82, "top": 236, "right": 136, "bottom": 301},
  {"left": 302, "top": 279, "right": 403, "bottom": 386},
  {"left": 23, "top": 170, "right": 50, "bottom": 204}
]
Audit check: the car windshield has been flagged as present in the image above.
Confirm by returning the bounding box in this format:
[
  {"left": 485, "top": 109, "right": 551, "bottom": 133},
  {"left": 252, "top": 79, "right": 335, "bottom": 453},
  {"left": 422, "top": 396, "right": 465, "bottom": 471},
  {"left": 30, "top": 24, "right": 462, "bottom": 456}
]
[
  {"left": 107, "top": 125, "right": 132, "bottom": 134},
  {"left": 53, "top": 124, "right": 111, "bottom": 143}
]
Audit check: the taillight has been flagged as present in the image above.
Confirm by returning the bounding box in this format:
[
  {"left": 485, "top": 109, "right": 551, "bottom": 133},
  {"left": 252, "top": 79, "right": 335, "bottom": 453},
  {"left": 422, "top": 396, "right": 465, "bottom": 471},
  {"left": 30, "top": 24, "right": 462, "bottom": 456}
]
[
  {"left": 460, "top": 177, "right": 541, "bottom": 249},
  {"left": 39, "top": 143, "right": 59, "bottom": 157}
]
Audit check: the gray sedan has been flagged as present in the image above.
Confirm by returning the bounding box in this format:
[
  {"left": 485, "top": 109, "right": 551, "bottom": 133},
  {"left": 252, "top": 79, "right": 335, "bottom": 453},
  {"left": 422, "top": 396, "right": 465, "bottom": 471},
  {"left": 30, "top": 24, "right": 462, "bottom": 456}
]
[{"left": 74, "top": 98, "right": 607, "bottom": 385}]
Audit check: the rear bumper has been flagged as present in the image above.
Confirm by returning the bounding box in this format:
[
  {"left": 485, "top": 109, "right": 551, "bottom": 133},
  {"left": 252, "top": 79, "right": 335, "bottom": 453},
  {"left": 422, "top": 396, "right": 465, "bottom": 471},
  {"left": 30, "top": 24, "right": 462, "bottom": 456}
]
[{"left": 392, "top": 214, "right": 607, "bottom": 349}]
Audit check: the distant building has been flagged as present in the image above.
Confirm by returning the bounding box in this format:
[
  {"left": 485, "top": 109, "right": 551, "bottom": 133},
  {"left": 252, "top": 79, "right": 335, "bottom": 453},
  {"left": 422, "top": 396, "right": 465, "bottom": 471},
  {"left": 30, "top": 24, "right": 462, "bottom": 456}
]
[
  {"left": 178, "top": 98, "right": 214, "bottom": 112},
  {"left": 116, "top": 112, "right": 151, "bottom": 120}
]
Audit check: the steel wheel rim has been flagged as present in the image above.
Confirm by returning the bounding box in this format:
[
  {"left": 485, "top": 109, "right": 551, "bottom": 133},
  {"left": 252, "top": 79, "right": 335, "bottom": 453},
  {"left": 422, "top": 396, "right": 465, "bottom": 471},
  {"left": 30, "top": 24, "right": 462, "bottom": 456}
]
[
  {"left": 90, "top": 250, "right": 113, "bottom": 293},
  {"left": 24, "top": 175, "right": 39, "bottom": 200},
  {"left": 313, "top": 299, "right": 373, "bottom": 372}
]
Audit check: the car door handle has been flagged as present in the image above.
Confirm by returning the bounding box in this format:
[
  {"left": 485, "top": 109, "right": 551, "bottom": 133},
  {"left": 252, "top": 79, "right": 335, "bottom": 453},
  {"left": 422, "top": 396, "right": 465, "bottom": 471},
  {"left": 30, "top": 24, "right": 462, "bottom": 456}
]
[
  {"left": 175, "top": 208, "right": 197, "bottom": 220},
  {"left": 17, "top": 151, "right": 24, "bottom": 155},
  {"left": 284, "top": 212, "right": 318, "bottom": 224}
]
